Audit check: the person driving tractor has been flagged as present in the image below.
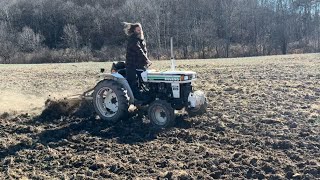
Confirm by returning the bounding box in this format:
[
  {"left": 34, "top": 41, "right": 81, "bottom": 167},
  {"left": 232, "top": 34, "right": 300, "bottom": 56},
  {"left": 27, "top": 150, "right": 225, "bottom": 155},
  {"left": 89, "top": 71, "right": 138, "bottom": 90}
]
[{"left": 123, "top": 22, "right": 152, "bottom": 102}]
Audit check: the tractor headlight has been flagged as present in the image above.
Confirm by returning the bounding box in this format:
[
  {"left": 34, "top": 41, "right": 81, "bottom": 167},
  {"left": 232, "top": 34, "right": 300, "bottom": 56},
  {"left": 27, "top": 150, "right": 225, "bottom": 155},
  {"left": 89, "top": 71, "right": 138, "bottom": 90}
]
[
  {"left": 180, "top": 75, "right": 191, "bottom": 81},
  {"left": 180, "top": 75, "right": 194, "bottom": 81}
]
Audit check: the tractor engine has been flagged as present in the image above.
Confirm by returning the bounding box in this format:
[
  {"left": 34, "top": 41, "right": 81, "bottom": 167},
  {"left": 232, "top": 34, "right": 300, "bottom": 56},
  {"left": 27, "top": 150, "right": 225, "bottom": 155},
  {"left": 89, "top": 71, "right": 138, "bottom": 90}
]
[{"left": 146, "top": 82, "right": 193, "bottom": 110}]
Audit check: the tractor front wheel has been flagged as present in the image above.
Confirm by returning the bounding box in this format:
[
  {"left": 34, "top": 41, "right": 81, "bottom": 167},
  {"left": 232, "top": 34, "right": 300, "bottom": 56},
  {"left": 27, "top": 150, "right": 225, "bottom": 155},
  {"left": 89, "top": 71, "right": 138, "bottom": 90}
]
[{"left": 148, "top": 100, "right": 175, "bottom": 128}]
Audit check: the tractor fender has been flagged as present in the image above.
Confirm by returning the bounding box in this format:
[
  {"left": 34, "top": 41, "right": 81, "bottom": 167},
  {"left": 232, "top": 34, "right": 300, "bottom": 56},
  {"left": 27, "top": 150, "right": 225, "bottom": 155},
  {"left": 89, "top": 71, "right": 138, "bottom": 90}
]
[
  {"left": 97, "top": 73, "right": 135, "bottom": 104},
  {"left": 98, "top": 72, "right": 124, "bottom": 80}
]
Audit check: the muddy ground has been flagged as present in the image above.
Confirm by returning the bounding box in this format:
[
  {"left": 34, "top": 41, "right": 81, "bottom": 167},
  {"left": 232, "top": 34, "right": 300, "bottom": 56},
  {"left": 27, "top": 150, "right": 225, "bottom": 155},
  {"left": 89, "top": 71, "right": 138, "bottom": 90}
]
[{"left": 0, "top": 54, "right": 319, "bottom": 179}]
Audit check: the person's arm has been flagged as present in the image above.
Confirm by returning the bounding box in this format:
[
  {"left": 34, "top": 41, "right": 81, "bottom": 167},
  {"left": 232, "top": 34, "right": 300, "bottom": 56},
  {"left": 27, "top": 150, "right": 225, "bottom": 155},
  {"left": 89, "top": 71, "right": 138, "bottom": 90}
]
[
  {"left": 135, "top": 40, "right": 149, "bottom": 64},
  {"left": 142, "top": 42, "right": 152, "bottom": 65}
]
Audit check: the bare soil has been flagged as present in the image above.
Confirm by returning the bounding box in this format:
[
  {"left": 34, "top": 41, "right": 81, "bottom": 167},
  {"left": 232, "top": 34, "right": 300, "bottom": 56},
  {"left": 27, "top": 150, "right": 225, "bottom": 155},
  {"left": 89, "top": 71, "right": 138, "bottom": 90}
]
[{"left": 0, "top": 54, "right": 319, "bottom": 179}]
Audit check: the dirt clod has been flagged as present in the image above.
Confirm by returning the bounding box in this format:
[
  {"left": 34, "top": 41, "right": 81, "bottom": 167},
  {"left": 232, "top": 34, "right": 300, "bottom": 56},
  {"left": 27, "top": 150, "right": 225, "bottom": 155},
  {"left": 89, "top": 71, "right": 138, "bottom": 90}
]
[
  {"left": 0, "top": 112, "right": 10, "bottom": 119},
  {"left": 37, "top": 98, "right": 94, "bottom": 121}
]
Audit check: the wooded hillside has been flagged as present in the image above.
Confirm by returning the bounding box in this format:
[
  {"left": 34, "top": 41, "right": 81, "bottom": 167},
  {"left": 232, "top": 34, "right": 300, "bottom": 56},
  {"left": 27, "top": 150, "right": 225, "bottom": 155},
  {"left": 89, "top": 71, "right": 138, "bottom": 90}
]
[{"left": 1, "top": 0, "right": 320, "bottom": 63}]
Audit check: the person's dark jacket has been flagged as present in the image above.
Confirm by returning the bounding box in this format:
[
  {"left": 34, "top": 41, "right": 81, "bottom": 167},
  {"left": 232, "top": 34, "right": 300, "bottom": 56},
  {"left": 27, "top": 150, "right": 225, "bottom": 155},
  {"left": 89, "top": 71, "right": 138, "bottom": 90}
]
[{"left": 126, "top": 34, "right": 148, "bottom": 69}]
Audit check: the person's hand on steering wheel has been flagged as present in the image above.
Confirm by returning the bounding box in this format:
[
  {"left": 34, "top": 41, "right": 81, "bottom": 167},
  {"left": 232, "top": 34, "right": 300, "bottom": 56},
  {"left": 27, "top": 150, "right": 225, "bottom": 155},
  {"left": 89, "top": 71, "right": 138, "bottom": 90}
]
[{"left": 146, "top": 59, "right": 152, "bottom": 68}]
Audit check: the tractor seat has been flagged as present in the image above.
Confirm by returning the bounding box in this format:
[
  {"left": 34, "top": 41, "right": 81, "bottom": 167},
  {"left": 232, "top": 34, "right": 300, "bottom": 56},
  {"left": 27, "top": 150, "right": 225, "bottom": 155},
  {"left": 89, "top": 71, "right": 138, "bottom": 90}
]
[
  {"left": 112, "top": 61, "right": 126, "bottom": 70},
  {"left": 112, "top": 61, "right": 126, "bottom": 77}
]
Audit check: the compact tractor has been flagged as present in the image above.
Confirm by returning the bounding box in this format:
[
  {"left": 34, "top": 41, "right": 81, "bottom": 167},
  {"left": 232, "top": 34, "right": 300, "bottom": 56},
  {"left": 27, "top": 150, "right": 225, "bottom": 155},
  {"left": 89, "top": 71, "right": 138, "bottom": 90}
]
[{"left": 83, "top": 38, "right": 207, "bottom": 128}]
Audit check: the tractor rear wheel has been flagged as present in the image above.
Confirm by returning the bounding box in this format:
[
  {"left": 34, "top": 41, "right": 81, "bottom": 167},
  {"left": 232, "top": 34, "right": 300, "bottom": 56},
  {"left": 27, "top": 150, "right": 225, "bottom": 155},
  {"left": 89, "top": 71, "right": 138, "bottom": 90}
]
[{"left": 93, "top": 80, "right": 129, "bottom": 122}]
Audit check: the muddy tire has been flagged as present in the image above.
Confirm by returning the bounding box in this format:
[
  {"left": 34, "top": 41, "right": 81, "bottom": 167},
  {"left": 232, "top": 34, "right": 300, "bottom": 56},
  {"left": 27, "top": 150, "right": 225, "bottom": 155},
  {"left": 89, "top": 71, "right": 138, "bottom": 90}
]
[
  {"left": 93, "top": 80, "right": 129, "bottom": 122},
  {"left": 187, "top": 101, "right": 208, "bottom": 117},
  {"left": 148, "top": 100, "right": 175, "bottom": 128}
]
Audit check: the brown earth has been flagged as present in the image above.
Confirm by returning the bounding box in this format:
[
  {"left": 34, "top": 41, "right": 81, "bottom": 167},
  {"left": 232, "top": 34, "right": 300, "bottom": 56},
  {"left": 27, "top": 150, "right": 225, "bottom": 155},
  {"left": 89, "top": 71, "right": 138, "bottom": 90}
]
[{"left": 0, "top": 54, "right": 319, "bottom": 179}]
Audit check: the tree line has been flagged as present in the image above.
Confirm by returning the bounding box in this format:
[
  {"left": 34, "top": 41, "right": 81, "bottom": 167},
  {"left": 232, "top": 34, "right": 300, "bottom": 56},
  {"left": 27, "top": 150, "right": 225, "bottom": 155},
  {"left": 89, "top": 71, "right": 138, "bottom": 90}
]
[{"left": 0, "top": 0, "right": 320, "bottom": 63}]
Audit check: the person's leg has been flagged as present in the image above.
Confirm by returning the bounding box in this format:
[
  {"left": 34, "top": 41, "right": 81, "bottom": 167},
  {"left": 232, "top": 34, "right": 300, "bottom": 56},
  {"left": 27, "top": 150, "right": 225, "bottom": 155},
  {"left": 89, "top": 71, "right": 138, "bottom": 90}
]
[{"left": 126, "top": 67, "right": 142, "bottom": 100}]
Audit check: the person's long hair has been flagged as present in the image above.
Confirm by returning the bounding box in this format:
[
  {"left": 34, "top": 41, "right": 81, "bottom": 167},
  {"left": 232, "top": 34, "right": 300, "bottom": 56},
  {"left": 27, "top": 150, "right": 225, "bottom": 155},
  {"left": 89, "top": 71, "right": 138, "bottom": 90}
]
[{"left": 123, "top": 22, "right": 144, "bottom": 40}]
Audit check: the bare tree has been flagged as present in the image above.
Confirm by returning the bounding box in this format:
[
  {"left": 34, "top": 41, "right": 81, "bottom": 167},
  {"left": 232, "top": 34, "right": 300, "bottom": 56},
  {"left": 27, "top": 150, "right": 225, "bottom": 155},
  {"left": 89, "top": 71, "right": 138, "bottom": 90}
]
[
  {"left": 18, "top": 26, "right": 43, "bottom": 52},
  {"left": 63, "top": 24, "right": 81, "bottom": 49},
  {"left": 0, "top": 21, "right": 17, "bottom": 63}
]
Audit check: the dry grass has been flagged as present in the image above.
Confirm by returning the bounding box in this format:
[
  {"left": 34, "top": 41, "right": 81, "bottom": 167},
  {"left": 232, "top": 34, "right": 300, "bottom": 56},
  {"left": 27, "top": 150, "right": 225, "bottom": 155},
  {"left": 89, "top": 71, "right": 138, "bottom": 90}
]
[{"left": 0, "top": 53, "right": 319, "bottom": 115}]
